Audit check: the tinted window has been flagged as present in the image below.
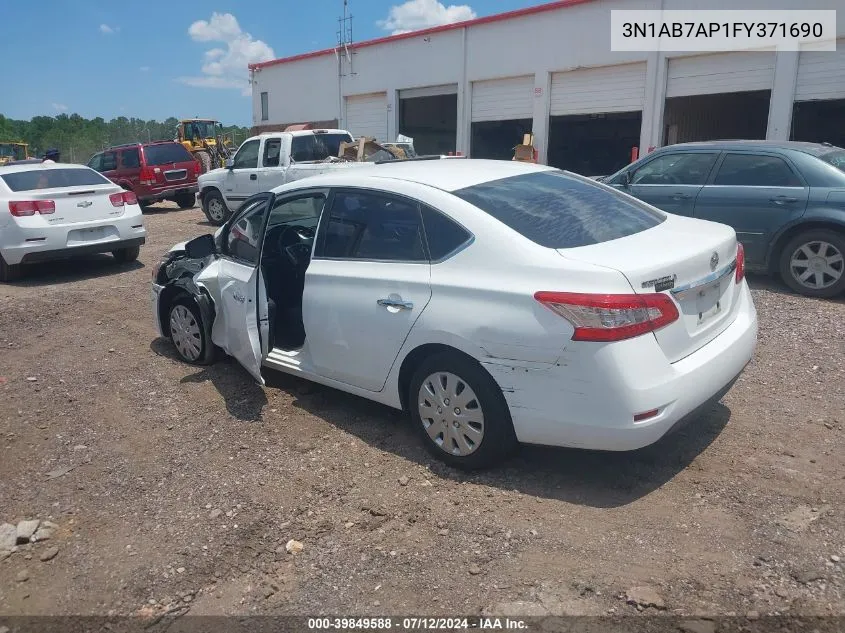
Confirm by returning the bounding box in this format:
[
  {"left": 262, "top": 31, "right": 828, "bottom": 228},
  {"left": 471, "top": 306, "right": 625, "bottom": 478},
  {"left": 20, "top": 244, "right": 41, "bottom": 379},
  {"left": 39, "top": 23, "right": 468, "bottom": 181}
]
[
  {"left": 291, "top": 134, "right": 353, "bottom": 162},
  {"left": 632, "top": 152, "right": 718, "bottom": 185},
  {"left": 233, "top": 140, "right": 260, "bottom": 169},
  {"left": 144, "top": 143, "right": 193, "bottom": 166},
  {"left": 453, "top": 171, "right": 664, "bottom": 249},
  {"left": 714, "top": 154, "right": 802, "bottom": 187},
  {"left": 87, "top": 154, "right": 103, "bottom": 171},
  {"left": 102, "top": 152, "right": 117, "bottom": 171},
  {"left": 318, "top": 191, "right": 426, "bottom": 261},
  {"left": 263, "top": 138, "right": 282, "bottom": 167},
  {"left": 122, "top": 148, "right": 140, "bottom": 169},
  {"left": 421, "top": 206, "right": 471, "bottom": 260},
  {"left": 819, "top": 149, "right": 845, "bottom": 172},
  {"left": 225, "top": 199, "right": 268, "bottom": 264},
  {"left": 1, "top": 168, "right": 110, "bottom": 192}
]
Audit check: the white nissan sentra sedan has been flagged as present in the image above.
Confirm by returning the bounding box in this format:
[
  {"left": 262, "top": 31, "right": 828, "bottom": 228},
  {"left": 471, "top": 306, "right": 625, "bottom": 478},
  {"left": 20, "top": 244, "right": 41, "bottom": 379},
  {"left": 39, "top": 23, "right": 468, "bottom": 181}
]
[
  {"left": 0, "top": 161, "right": 146, "bottom": 281},
  {"left": 151, "top": 159, "right": 757, "bottom": 469}
]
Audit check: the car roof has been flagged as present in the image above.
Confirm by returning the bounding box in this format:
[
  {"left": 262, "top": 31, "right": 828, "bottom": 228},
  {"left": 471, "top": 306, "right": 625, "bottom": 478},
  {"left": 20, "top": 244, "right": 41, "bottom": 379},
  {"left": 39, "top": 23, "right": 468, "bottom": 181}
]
[
  {"left": 0, "top": 161, "right": 90, "bottom": 175},
  {"left": 661, "top": 140, "right": 840, "bottom": 156},
  {"left": 278, "top": 159, "right": 556, "bottom": 193}
]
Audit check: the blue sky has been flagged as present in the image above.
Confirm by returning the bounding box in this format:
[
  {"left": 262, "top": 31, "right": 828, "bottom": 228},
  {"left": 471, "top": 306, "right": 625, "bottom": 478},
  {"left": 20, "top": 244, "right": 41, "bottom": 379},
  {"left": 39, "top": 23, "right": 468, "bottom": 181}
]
[{"left": 0, "top": 0, "right": 542, "bottom": 126}]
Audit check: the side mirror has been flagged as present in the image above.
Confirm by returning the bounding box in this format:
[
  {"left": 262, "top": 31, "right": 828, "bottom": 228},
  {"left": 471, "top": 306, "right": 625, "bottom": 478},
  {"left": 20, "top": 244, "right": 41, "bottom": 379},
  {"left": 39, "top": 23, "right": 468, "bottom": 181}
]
[
  {"left": 225, "top": 158, "right": 235, "bottom": 170},
  {"left": 185, "top": 234, "right": 216, "bottom": 259}
]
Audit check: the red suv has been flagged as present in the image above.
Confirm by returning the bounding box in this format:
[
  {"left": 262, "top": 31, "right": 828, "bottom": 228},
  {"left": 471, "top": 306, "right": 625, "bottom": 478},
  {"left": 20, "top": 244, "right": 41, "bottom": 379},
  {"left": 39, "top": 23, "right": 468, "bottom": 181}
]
[{"left": 87, "top": 142, "right": 200, "bottom": 209}]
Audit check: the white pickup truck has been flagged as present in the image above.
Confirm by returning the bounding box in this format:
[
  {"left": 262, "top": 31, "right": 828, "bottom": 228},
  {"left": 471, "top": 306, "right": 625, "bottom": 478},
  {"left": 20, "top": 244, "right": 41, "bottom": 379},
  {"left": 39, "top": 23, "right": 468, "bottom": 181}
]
[{"left": 197, "top": 129, "right": 394, "bottom": 224}]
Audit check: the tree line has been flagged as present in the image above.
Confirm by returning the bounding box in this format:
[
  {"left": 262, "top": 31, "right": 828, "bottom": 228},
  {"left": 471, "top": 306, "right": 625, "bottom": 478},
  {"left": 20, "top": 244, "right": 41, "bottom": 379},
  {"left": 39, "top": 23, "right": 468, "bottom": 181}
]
[{"left": 0, "top": 113, "right": 251, "bottom": 164}]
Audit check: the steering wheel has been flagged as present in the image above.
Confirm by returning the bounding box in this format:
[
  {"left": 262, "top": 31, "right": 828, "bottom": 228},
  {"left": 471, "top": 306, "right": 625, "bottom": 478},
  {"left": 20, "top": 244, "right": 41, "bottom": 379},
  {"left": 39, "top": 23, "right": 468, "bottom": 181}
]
[{"left": 278, "top": 225, "right": 315, "bottom": 267}]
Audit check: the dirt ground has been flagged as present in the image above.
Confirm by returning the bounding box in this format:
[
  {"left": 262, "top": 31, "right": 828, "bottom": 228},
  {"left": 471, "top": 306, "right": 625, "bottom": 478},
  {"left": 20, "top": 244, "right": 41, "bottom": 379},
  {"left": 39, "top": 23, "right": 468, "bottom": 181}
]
[{"left": 0, "top": 201, "right": 844, "bottom": 621}]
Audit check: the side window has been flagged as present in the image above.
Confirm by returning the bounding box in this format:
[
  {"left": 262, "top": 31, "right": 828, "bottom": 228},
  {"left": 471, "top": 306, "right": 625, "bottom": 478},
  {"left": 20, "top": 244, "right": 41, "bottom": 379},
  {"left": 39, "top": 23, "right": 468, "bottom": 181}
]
[
  {"left": 260, "top": 92, "right": 269, "bottom": 121},
  {"left": 122, "top": 148, "right": 140, "bottom": 169},
  {"left": 224, "top": 198, "right": 269, "bottom": 264},
  {"left": 421, "top": 205, "right": 471, "bottom": 260},
  {"left": 268, "top": 193, "right": 325, "bottom": 227},
  {"left": 233, "top": 140, "right": 260, "bottom": 169},
  {"left": 632, "top": 153, "right": 719, "bottom": 185},
  {"left": 87, "top": 153, "right": 103, "bottom": 172},
  {"left": 713, "top": 154, "right": 803, "bottom": 187},
  {"left": 317, "top": 191, "right": 426, "bottom": 262},
  {"left": 263, "top": 138, "right": 282, "bottom": 168},
  {"left": 101, "top": 152, "right": 118, "bottom": 171}
]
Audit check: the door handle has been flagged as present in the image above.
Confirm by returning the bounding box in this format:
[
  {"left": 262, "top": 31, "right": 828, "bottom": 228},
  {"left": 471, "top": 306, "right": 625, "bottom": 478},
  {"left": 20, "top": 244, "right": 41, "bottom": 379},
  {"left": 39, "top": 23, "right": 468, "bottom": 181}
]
[
  {"left": 670, "top": 193, "right": 692, "bottom": 200},
  {"left": 250, "top": 174, "right": 257, "bottom": 181},
  {"left": 770, "top": 196, "right": 797, "bottom": 204},
  {"left": 377, "top": 298, "right": 414, "bottom": 310}
]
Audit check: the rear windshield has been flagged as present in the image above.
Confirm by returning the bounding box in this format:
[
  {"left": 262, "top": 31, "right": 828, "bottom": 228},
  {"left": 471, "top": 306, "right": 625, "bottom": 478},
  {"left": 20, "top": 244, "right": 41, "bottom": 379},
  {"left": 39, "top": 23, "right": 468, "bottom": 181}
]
[
  {"left": 453, "top": 170, "right": 665, "bottom": 249},
  {"left": 819, "top": 149, "right": 845, "bottom": 172},
  {"left": 143, "top": 143, "right": 194, "bottom": 165},
  {"left": 291, "top": 134, "right": 353, "bottom": 162},
  {"left": 1, "top": 168, "right": 110, "bottom": 192}
]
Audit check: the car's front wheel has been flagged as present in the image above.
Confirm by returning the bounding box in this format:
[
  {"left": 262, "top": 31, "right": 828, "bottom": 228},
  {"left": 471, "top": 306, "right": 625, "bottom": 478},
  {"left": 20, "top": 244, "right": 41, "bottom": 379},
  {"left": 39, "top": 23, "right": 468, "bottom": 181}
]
[
  {"left": 167, "top": 297, "right": 214, "bottom": 365},
  {"left": 779, "top": 229, "right": 845, "bottom": 298},
  {"left": 202, "top": 190, "right": 229, "bottom": 225},
  {"left": 408, "top": 351, "right": 517, "bottom": 470}
]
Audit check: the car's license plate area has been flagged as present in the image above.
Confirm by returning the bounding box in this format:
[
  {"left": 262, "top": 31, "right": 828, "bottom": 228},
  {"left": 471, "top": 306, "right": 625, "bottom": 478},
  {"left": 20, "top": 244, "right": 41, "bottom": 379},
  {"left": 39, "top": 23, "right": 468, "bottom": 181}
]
[
  {"left": 67, "top": 226, "right": 118, "bottom": 246},
  {"left": 695, "top": 280, "right": 722, "bottom": 324}
]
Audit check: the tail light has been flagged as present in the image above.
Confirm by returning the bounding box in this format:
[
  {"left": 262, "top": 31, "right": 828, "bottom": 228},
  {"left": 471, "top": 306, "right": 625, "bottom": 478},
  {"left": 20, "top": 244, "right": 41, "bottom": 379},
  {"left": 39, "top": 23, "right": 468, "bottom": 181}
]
[
  {"left": 9, "top": 200, "right": 55, "bottom": 216},
  {"left": 139, "top": 166, "right": 156, "bottom": 185},
  {"left": 735, "top": 242, "right": 745, "bottom": 284},
  {"left": 534, "top": 291, "right": 679, "bottom": 342},
  {"left": 193, "top": 161, "right": 201, "bottom": 177},
  {"left": 109, "top": 191, "right": 138, "bottom": 207}
]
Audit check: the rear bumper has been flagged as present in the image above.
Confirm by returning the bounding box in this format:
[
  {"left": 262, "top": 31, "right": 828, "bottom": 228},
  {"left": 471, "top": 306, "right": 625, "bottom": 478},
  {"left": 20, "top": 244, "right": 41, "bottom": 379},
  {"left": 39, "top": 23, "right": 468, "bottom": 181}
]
[
  {"left": 139, "top": 184, "right": 198, "bottom": 203},
  {"left": 1, "top": 217, "right": 147, "bottom": 266},
  {"left": 485, "top": 280, "right": 758, "bottom": 451}
]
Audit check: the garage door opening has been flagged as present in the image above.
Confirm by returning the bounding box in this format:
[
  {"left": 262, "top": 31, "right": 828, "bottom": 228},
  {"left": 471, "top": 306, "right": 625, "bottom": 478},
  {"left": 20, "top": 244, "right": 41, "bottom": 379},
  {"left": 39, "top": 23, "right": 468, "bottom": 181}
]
[
  {"left": 792, "top": 100, "right": 845, "bottom": 148},
  {"left": 399, "top": 93, "right": 457, "bottom": 156},
  {"left": 547, "top": 111, "right": 641, "bottom": 177},
  {"left": 470, "top": 119, "right": 532, "bottom": 160},
  {"left": 663, "top": 91, "right": 770, "bottom": 145}
]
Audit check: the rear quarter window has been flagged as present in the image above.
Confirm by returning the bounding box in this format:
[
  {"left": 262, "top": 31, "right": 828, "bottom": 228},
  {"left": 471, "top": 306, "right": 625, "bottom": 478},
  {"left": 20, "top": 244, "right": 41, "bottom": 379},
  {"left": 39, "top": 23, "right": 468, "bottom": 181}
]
[
  {"left": 143, "top": 143, "right": 194, "bottom": 165},
  {"left": 1, "top": 168, "right": 110, "bottom": 192},
  {"left": 453, "top": 170, "right": 665, "bottom": 249}
]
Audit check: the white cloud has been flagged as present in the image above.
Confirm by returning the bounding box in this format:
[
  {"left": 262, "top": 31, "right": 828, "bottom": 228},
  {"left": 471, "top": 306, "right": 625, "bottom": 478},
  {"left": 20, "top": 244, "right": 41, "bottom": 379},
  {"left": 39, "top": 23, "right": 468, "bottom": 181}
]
[
  {"left": 378, "top": 0, "right": 476, "bottom": 35},
  {"left": 99, "top": 24, "right": 118, "bottom": 34},
  {"left": 178, "top": 13, "right": 274, "bottom": 96},
  {"left": 52, "top": 103, "right": 68, "bottom": 112},
  {"left": 140, "top": 66, "right": 150, "bottom": 72}
]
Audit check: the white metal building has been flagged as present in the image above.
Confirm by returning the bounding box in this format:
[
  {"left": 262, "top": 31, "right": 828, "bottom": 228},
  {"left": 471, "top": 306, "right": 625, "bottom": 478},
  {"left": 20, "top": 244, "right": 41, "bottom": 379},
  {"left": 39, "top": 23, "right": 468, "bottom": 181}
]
[{"left": 249, "top": 0, "right": 845, "bottom": 175}]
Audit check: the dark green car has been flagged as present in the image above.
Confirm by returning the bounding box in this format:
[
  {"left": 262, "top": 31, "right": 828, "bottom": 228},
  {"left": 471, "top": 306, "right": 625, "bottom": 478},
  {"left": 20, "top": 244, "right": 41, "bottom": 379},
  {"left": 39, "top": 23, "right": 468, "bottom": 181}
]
[{"left": 603, "top": 141, "right": 845, "bottom": 298}]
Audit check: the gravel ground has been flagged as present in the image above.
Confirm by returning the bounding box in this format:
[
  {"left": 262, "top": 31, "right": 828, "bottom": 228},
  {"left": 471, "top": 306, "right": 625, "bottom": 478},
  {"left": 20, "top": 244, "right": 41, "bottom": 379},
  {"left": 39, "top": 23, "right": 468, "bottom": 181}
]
[{"left": 0, "top": 201, "right": 844, "bottom": 621}]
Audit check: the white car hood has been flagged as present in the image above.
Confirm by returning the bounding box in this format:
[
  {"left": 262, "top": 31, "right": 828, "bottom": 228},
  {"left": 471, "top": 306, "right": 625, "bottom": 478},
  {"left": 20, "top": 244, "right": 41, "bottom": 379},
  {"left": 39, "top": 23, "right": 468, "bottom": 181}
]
[{"left": 198, "top": 168, "right": 228, "bottom": 184}]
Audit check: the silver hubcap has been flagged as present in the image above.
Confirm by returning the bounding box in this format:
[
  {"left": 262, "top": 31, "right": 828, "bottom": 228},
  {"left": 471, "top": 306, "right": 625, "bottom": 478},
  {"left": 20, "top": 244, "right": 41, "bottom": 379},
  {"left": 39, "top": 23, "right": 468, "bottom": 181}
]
[
  {"left": 418, "top": 372, "right": 484, "bottom": 457},
  {"left": 207, "top": 198, "right": 225, "bottom": 222},
  {"left": 789, "top": 240, "right": 844, "bottom": 290},
  {"left": 169, "top": 305, "right": 202, "bottom": 361}
]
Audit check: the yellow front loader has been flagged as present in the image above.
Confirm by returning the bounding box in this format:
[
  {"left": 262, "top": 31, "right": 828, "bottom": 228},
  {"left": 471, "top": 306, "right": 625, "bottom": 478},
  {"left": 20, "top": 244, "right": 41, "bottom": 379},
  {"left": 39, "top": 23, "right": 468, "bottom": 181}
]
[{"left": 175, "top": 119, "right": 234, "bottom": 173}]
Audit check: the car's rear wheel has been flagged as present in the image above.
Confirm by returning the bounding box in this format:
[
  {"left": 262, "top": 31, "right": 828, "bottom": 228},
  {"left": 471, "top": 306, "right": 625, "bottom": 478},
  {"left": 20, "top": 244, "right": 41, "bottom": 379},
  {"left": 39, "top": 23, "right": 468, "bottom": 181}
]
[
  {"left": 113, "top": 245, "right": 140, "bottom": 263},
  {"left": 168, "top": 297, "right": 214, "bottom": 365},
  {"left": 175, "top": 193, "right": 196, "bottom": 209},
  {"left": 0, "top": 253, "right": 23, "bottom": 282},
  {"left": 408, "top": 351, "right": 517, "bottom": 470},
  {"left": 779, "top": 229, "right": 845, "bottom": 298},
  {"left": 202, "top": 190, "right": 229, "bottom": 225}
]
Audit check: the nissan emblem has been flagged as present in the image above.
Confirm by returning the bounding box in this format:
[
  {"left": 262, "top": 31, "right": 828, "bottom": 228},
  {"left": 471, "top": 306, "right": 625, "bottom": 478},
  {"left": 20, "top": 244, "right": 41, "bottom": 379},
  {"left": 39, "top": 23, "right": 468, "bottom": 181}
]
[{"left": 710, "top": 251, "right": 719, "bottom": 271}]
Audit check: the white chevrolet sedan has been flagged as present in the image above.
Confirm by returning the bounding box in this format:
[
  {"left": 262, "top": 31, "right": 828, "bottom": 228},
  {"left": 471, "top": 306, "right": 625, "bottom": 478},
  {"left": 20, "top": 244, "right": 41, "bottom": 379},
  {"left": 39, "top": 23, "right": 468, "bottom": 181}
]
[
  {"left": 0, "top": 161, "right": 146, "bottom": 281},
  {"left": 151, "top": 159, "right": 757, "bottom": 469}
]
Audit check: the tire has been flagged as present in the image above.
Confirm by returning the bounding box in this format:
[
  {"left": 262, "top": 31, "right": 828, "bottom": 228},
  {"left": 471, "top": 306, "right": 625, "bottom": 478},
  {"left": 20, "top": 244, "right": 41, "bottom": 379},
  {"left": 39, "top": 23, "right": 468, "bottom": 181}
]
[
  {"left": 0, "top": 253, "right": 23, "bottom": 282},
  {"left": 113, "top": 245, "right": 140, "bottom": 263},
  {"left": 202, "top": 189, "right": 230, "bottom": 225},
  {"left": 408, "top": 351, "right": 517, "bottom": 470},
  {"left": 779, "top": 229, "right": 845, "bottom": 298},
  {"left": 167, "top": 296, "right": 215, "bottom": 365},
  {"left": 195, "top": 151, "right": 212, "bottom": 174},
  {"left": 175, "top": 193, "right": 196, "bottom": 209}
]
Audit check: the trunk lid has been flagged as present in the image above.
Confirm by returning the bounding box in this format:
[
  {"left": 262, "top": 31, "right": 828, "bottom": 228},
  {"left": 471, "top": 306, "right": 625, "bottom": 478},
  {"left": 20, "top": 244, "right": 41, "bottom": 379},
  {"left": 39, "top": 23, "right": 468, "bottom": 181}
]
[
  {"left": 20, "top": 184, "right": 126, "bottom": 226},
  {"left": 558, "top": 214, "right": 741, "bottom": 363}
]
